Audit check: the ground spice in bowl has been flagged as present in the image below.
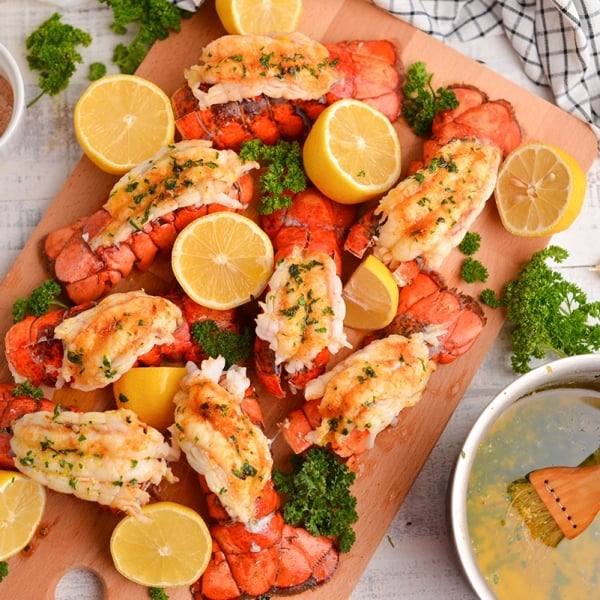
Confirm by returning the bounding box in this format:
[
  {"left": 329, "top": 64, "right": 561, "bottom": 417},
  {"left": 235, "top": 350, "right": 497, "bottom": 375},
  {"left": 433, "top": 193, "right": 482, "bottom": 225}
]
[{"left": 0, "top": 74, "right": 14, "bottom": 137}]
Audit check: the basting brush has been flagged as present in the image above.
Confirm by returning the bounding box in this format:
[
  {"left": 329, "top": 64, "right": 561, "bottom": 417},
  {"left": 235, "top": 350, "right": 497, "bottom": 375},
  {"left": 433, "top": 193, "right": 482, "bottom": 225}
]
[{"left": 508, "top": 450, "right": 600, "bottom": 548}]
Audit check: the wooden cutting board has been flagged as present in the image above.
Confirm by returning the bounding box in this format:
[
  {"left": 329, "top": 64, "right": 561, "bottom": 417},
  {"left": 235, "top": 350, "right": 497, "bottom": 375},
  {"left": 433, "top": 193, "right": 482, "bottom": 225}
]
[{"left": 1, "top": 1, "right": 597, "bottom": 598}]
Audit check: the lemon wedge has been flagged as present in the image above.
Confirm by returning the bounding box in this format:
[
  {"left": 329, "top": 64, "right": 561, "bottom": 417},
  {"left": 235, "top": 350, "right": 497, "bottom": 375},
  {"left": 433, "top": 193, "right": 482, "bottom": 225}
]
[
  {"left": 0, "top": 470, "right": 46, "bottom": 561},
  {"left": 343, "top": 255, "right": 399, "bottom": 330},
  {"left": 113, "top": 366, "right": 187, "bottom": 431}
]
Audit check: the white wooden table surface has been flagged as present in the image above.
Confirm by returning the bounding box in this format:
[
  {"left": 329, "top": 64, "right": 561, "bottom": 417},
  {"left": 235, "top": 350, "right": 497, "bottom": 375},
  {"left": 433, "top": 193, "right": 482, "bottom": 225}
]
[{"left": 0, "top": 2, "right": 598, "bottom": 599}]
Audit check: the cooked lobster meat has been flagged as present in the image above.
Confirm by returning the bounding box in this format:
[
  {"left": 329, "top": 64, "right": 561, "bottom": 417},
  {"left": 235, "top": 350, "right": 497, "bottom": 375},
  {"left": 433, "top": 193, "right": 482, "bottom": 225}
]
[
  {"left": 0, "top": 383, "right": 57, "bottom": 469},
  {"left": 345, "top": 83, "right": 522, "bottom": 275},
  {"left": 253, "top": 188, "right": 357, "bottom": 398},
  {"left": 5, "top": 291, "right": 182, "bottom": 392},
  {"left": 344, "top": 137, "right": 503, "bottom": 277},
  {"left": 10, "top": 407, "right": 178, "bottom": 517},
  {"left": 185, "top": 32, "right": 337, "bottom": 108},
  {"left": 172, "top": 358, "right": 274, "bottom": 526}
]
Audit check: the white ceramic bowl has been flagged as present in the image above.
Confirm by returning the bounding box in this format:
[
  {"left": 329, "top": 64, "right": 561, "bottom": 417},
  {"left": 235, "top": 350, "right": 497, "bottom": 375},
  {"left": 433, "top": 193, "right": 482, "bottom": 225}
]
[
  {"left": 448, "top": 353, "right": 600, "bottom": 599},
  {"left": 0, "top": 42, "right": 25, "bottom": 151}
]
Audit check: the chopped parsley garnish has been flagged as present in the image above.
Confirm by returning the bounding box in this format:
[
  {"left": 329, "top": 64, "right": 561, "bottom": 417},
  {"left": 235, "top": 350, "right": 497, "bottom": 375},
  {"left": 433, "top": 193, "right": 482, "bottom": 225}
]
[
  {"left": 232, "top": 461, "right": 258, "bottom": 480},
  {"left": 12, "top": 381, "right": 44, "bottom": 399}
]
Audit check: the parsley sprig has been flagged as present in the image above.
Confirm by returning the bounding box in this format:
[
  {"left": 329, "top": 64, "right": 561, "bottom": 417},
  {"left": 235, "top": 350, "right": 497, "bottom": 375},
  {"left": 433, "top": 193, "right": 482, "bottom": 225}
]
[
  {"left": 25, "top": 13, "right": 92, "bottom": 107},
  {"left": 458, "top": 232, "right": 489, "bottom": 283},
  {"left": 190, "top": 320, "right": 252, "bottom": 368},
  {"left": 99, "top": 0, "right": 192, "bottom": 74},
  {"left": 12, "top": 382, "right": 45, "bottom": 400},
  {"left": 12, "top": 280, "right": 67, "bottom": 323},
  {"left": 458, "top": 231, "right": 482, "bottom": 256},
  {"left": 239, "top": 139, "right": 308, "bottom": 214},
  {"left": 480, "top": 245, "right": 600, "bottom": 373},
  {"left": 402, "top": 61, "right": 459, "bottom": 137}
]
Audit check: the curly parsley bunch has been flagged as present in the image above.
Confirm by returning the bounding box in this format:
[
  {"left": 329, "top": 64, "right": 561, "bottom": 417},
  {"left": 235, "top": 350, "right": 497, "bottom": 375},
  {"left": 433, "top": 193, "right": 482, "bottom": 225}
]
[{"left": 481, "top": 245, "right": 600, "bottom": 373}]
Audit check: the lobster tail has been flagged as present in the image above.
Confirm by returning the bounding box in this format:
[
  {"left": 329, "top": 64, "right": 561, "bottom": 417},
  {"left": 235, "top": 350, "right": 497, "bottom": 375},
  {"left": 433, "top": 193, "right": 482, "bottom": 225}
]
[
  {"left": 254, "top": 189, "right": 355, "bottom": 397},
  {"left": 173, "top": 35, "right": 404, "bottom": 151}
]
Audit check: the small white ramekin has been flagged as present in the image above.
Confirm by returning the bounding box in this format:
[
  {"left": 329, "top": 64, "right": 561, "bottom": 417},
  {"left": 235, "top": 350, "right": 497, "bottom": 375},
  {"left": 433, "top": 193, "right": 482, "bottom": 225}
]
[{"left": 0, "top": 42, "right": 25, "bottom": 152}]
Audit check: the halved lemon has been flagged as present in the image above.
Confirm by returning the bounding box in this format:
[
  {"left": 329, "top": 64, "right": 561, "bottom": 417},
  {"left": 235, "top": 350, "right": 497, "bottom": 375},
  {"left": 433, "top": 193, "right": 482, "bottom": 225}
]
[
  {"left": 215, "top": 0, "right": 303, "bottom": 34},
  {"left": 74, "top": 74, "right": 175, "bottom": 175},
  {"left": 0, "top": 470, "right": 46, "bottom": 561},
  {"left": 343, "top": 255, "right": 399, "bottom": 330},
  {"left": 171, "top": 212, "right": 274, "bottom": 310},
  {"left": 113, "top": 366, "right": 187, "bottom": 431},
  {"left": 110, "top": 501, "right": 212, "bottom": 587},
  {"left": 494, "top": 142, "right": 587, "bottom": 236},
  {"left": 302, "top": 98, "right": 402, "bottom": 205}
]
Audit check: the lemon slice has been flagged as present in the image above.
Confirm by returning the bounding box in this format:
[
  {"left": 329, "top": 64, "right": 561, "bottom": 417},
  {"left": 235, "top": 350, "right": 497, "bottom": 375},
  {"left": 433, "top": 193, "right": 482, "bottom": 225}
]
[
  {"left": 494, "top": 142, "right": 587, "bottom": 237},
  {"left": 343, "top": 255, "right": 399, "bottom": 330},
  {"left": 110, "top": 501, "right": 212, "bottom": 587},
  {"left": 302, "top": 98, "right": 402, "bottom": 205},
  {"left": 113, "top": 366, "right": 187, "bottom": 431},
  {"left": 74, "top": 74, "right": 175, "bottom": 175},
  {"left": 171, "top": 212, "right": 274, "bottom": 310},
  {"left": 215, "top": 0, "right": 303, "bottom": 34},
  {"left": 0, "top": 470, "right": 46, "bottom": 561}
]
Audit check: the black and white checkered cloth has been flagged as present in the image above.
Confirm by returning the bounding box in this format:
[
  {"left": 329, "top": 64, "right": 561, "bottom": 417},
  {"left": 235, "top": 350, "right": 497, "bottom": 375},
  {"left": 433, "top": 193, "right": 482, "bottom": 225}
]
[{"left": 372, "top": 0, "right": 600, "bottom": 145}]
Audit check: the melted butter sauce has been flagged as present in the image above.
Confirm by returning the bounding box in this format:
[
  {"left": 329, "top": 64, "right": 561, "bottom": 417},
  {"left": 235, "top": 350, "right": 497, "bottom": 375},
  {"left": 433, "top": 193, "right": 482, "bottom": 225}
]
[{"left": 467, "top": 387, "right": 600, "bottom": 600}]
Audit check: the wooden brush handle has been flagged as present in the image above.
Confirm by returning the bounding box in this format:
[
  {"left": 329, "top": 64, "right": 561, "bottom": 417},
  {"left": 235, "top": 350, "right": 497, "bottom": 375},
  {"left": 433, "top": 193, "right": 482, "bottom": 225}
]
[{"left": 528, "top": 463, "right": 600, "bottom": 539}]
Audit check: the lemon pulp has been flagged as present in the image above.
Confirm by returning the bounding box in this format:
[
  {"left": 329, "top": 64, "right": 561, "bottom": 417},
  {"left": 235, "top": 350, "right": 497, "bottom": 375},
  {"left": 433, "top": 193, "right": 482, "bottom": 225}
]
[
  {"left": 303, "top": 98, "right": 402, "bottom": 205},
  {"left": 171, "top": 212, "right": 274, "bottom": 310},
  {"left": 494, "top": 142, "right": 586, "bottom": 237},
  {"left": 113, "top": 366, "right": 187, "bottom": 430},
  {"left": 74, "top": 74, "right": 175, "bottom": 175},
  {"left": 110, "top": 501, "right": 212, "bottom": 587}
]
